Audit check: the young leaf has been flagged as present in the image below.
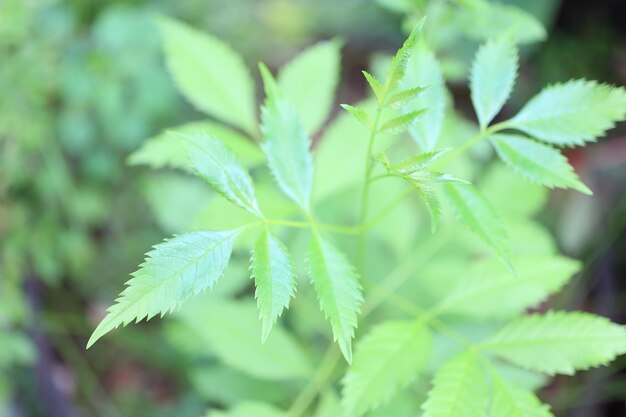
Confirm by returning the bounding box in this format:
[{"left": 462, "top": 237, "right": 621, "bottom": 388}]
[
  {"left": 445, "top": 184, "right": 509, "bottom": 260},
  {"left": 156, "top": 17, "right": 256, "bottom": 134},
  {"left": 260, "top": 64, "right": 314, "bottom": 210},
  {"left": 278, "top": 40, "right": 342, "bottom": 134},
  {"left": 422, "top": 352, "right": 488, "bottom": 417},
  {"left": 402, "top": 41, "right": 446, "bottom": 151},
  {"left": 379, "top": 109, "right": 426, "bottom": 134},
  {"left": 386, "top": 18, "right": 425, "bottom": 94},
  {"left": 308, "top": 232, "right": 363, "bottom": 363},
  {"left": 362, "top": 71, "right": 385, "bottom": 104},
  {"left": 416, "top": 185, "right": 442, "bottom": 233},
  {"left": 184, "top": 133, "right": 262, "bottom": 217},
  {"left": 484, "top": 311, "right": 626, "bottom": 375},
  {"left": 179, "top": 300, "right": 311, "bottom": 380},
  {"left": 390, "top": 148, "right": 452, "bottom": 173},
  {"left": 470, "top": 35, "right": 518, "bottom": 128},
  {"left": 342, "top": 320, "right": 432, "bottom": 417},
  {"left": 408, "top": 171, "right": 469, "bottom": 184},
  {"left": 129, "top": 121, "right": 263, "bottom": 172},
  {"left": 385, "top": 86, "right": 426, "bottom": 108},
  {"left": 508, "top": 80, "right": 626, "bottom": 146},
  {"left": 87, "top": 230, "right": 238, "bottom": 348},
  {"left": 490, "top": 372, "right": 554, "bottom": 417},
  {"left": 490, "top": 134, "right": 592, "bottom": 195},
  {"left": 250, "top": 229, "right": 297, "bottom": 342},
  {"left": 437, "top": 255, "right": 581, "bottom": 319},
  {"left": 340, "top": 104, "right": 371, "bottom": 129}
]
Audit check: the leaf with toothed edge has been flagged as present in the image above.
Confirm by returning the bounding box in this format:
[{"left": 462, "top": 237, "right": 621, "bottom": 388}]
[{"left": 87, "top": 230, "right": 238, "bottom": 348}]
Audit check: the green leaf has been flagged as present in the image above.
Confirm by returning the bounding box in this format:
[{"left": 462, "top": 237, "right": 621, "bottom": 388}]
[
  {"left": 437, "top": 255, "right": 581, "bottom": 319},
  {"left": 260, "top": 64, "right": 314, "bottom": 209},
  {"left": 490, "top": 134, "right": 592, "bottom": 195},
  {"left": 385, "top": 86, "right": 425, "bottom": 108},
  {"left": 490, "top": 372, "right": 554, "bottom": 417},
  {"left": 87, "top": 230, "right": 238, "bottom": 348},
  {"left": 416, "top": 185, "right": 442, "bottom": 233},
  {"left": 408, "top": 171, "right": 469, "bottom": 184},
  {"left": 422, "top": 352, "right": 488, "bottom": 417},
  {"left": 250, "top": 229, "right": 296, "bottom": 341},
  {"left": 308, "top": 232, "right": 363, "bottom": 363},
  {"left": 180, "top": 300, "right": 311, "bottom": 380},
  {"left": 342, "top": 320, "right": 432, "bottom": 416},
  {"left": 445, "top": 184, "right": 509, "bottom": 260},
  {"left": 402, "top": 41, "right": 446, "bottom": 151},
  {"left": 386, "top": 18, "right": 425, "bottom": 94},
  {"left": 363, "top": 71, "right": 385, "bottom": 104},
  {"left": 379, "top": 109, "right": 426, "bottom": 134},
  {"left": 184, "top": 133, "right": 262, "bottom": 216},
  {"left": 508, "top": 80, "right": 626, "bottom": 146},
  {"left": 156, "top": 17, "right": 256, "bottom": 134},
  {"left": 128, "top": 121, "right": 264, "bottom": 172},
  {"left": 278, "top": 40, "right": 341, "bottom": 134},
  {"left": 484, "top": 311, "right": 626, "bottom": 375},
  {"left": 470, "top": 35, "right": 518, "bottom": 128},
  {"left": 390, "top": 148, "right": 452, "bottom": 173},
  {"left": 340, "top": 104, "right": 371, "bottom": 129}
]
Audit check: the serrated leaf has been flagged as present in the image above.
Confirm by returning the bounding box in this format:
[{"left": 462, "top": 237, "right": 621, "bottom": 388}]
[
  {"left": 508, "top": 80, "right": 626, "bottom": 146},
  {"left": 408, "top": 171, "right": 469, "bottom": 184},
  {"left": 385, "top": 86, "right": 426, "bottom": 108},
  {"left": 251, "top": 229, "right": 296, "bottom": 341},
  {"left": 490, "top": 373, "right": 554, "bottom": 417},
  {"left": 379, "top": 109, "right": 426, "bottom": 134},
  {"left": 422, "top": 352, "right": 488, "bottom": 417},
  {"left": 260, "top": 64, "right": 314, "bottom": 209},
  {"left": 363, "top": 71, "right": 385, "bottom": 103},
  {"left": 278, "top": 40, "right": 341, "bottom": 134},
  {"left": 156, "top": 17, "right": 256, "bottom": 134},
  {"left": 445, "top": 184, "right": 509, "bottom": 261},
  {"left": 180, "top": 300, "right": 311, "bottom": 380},
  {"left": 484, "top": 311, "right": 626, "bottom": 375},
  {"left": 308, "top": 232, "right": 363, "bottom": 363},
  {"left": 470, "top": 35, "right": 518, "bottom": 128},
  {"left": 340, "top": 104, "right": 371, "bottom": 129},
  {"left": 184, "top": 133, "right": 262, "bottom": 216},
  {"left": 390, "top": 148, "right": 452, "bottom": 173},
  {"left": 490, "top": 134, "right": 592, "bottom": 194},
  {"left": 416, "top": 185, "right": 442, "bottom": 233},
  {"left": 87, "top": 230, "right": 238, "bottom": 348},
  {"left": 128, "top": 121, "right": 264, "bottom": 172},
  {"left": 342, "top": 320, "right": 432, "bottom": 417},
  {"left": 402, "top": 41, "right": 446, "bottom": 151},
  {"left": 386, "top": 18, "right": 425, "bottom": 94},
  {"left": 437, "top": 255, "right": 581, "bottom": 319}
]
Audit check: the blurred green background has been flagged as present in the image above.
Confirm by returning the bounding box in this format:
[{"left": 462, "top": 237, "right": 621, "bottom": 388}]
[{"left": 1, "top": 0, "right": 625, "bottom": 416}]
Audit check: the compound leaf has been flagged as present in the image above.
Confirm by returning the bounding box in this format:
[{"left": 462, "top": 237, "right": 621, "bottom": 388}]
[
  {"left": 308, "top": 232, "right": 363, "bottom": 363},
  {"left": 87, "top": 230, "right": 238, "bottom": 348}
]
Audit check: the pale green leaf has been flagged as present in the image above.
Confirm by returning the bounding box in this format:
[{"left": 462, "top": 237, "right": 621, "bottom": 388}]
[
  {"left": 340, "top": 104, "right": 371, "bottom": 129},
  {"left": 445, "top": 184, "right": 509, "bottom": 260},
  {"left": 180, "top": 300, "right": 311, "bottom": 380},
  {"left": 508, "top": 80, "right": 626, "bottom": 146},
  {"left": 402, "top": 41, "right": 446, "bottom": 151},
  {"left": 390, "top": 148, "right": 452, "bottom": 173},
  {"left": 490, "top": 134, "right": 592, "bottom": 194},
  {"left": 484, "top": 311, "right": 626, "bottom": 375},
  {"left": 437, "top": 255, "right": 581, "bottom": 319},
  {"left": 416, "top": 185, "right": 442, "bottom": 233},
  {"left": 422, "top": 352, "right": 488, "bottom": 417},
  {"left": 251, "top": 229, "right": 296, "bottom": 341},
  {"left": 470, "top": 36, "right": 518, "bottom": 128},
  {"left": 156, "top": 17, "right": 256, "bottom": 134},
  {"left": 342, "top": 320, "right": 432, "bottom": 416},
  {"left": 278, "top": 40, "right": 341, "bottom": 134},
  {"left": 87, "top": 231, "right": 238, "bottom": 348},
  {"left": 363, "top": 70, "right": 385, "bottom": 103},
  {"left": 379, "top": 109, "right": 426, "bottom": 134},
  {"left": 386, "top": 18, "right": 425, "bottom": 94},
  {"left": 128, "top": 121, "right": 263, "bottom": 172},
  {"left": 490, "top": 373, "right": 554, "bottom": 417},
  {"left": 308, "top": 232, "right": 363, "bottom": 363},
  {"left": 385, "top": 86, "right": 426, "bottom": 108},
  {"left": 184, "top": 133, "right": 262, "bottom": 216},
  {"left": 260, "top": 64, "right": 314, "bottom": 209},
  {"left": 408, "top": 171, "right": 469, "bottom": 184}
]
